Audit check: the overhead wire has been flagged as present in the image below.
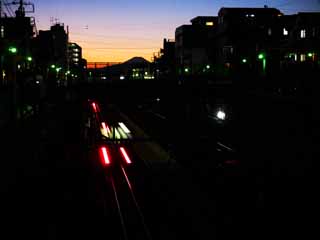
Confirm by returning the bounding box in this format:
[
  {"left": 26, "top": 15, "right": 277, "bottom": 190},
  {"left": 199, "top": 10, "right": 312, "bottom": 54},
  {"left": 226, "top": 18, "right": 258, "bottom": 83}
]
[{"left": 3, "top": 0, "right": 14, "bottom": 17}]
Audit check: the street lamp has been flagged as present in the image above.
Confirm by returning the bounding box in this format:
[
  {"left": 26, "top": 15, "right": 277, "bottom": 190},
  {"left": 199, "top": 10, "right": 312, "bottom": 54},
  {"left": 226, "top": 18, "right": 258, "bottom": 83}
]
[
  {"left": 8, "top": 46, "right": 18, "bottom": 54},
  {"left": 27, "top": 56, "right": 33, "bottom": 62},
  {"left": 258, "top": 53, "right": 265, "bottom": 60},
  {"left": 258, "top": 52, "right": 267, "bottom": 74}
]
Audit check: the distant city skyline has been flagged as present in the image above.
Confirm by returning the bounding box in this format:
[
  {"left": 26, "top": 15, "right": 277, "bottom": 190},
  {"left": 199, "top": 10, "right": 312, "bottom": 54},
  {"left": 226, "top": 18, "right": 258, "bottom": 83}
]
[{"left": 20, "top": 0, "right": 320, "bottom": 62}]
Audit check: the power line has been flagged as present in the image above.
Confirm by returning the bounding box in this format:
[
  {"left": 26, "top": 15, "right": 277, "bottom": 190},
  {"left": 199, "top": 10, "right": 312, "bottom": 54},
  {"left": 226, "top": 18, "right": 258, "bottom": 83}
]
[
  {"left": 4, "top": 4, "right": 13, "bottom": 17},
  {"left": 3, "top": 0, "right": 14, "bottom": 17}
]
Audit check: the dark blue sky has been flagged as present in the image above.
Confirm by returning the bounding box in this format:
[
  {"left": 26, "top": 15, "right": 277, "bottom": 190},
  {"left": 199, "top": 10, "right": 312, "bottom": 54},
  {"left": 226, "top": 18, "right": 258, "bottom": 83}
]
[{"left": 29, "top": 0, "right": 320, "bottom": 61}]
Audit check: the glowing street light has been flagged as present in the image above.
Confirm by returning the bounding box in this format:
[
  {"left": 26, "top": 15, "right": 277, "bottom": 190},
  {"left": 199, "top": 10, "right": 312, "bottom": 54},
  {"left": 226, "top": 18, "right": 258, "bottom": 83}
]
[
  {"left": 26, "top": 56, "right": 33, "bottom": 62},
  {"left": 216, "top": 110, "right": 226, "bottom": 121},
  {"left": 8, "top": 46, "right": 18, "bottom": 54},
  {"left": 258, "top": 52, "right": 267, "bottom": 74},
  {"left": 258, "top": 53, "right": 265, "bottom": 60}
]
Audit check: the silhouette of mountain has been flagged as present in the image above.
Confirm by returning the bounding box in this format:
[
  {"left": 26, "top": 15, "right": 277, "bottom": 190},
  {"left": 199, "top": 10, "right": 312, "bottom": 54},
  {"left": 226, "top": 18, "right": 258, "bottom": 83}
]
[
  {"left": 101, "top": 57, "right": 150, "bottom": 77},
  {"left": 123, "top": 57, "right": 150, "bottom": 66}
]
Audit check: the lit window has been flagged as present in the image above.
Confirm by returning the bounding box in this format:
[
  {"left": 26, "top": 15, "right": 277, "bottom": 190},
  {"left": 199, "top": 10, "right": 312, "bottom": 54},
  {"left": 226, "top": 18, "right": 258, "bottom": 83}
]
[
  {"left": 300, "top": 54, "right": 306, "bottom": 62},
  {"left": 206, "top": 22, "right": 214, "bottom": 26},
  {"left": 0, "top": 26, "right": 4, "bottom": 38},
  {"left": 288, "top": 53, "right": 298, "bottom": 61},
  {"left": 283, "top": 28, "right": 288, "bottom": 36},
  {"left": 268, "top": 28, "right": 272, "bottom": 36},
  {"left": 300, "top": 29, "right": 306, "bottom": 38},
  {"left": 73, "top": 58, "right": 79, "bottom": 62}
]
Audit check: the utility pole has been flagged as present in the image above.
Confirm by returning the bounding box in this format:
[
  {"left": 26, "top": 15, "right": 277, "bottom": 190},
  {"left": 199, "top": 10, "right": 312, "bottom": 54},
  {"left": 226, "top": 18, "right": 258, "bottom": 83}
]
[{"left": 4, "top": 0, "right": 35, "bottom": 18}]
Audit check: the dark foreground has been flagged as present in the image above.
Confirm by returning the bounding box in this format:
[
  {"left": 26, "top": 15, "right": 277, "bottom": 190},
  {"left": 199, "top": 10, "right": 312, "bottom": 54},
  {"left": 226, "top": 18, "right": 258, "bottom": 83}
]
[{"left": 1, "top": 83, "right": 319, "bottom": 239}]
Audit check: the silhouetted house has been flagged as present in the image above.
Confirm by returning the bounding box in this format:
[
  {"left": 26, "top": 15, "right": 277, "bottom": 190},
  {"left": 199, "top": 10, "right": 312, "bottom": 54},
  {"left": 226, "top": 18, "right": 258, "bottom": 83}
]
[
  {"left": 34, "top": 23, "right": 68, "bottom": 89},
  {"left": 0, "top": 9, "right": 36, "bottom": 126},
  {"left": 0, "top": 14, "right": 35, "bottom": 86},
  {"left": 35, "top": 23, "right": 68, "bottom": 68},
  {"left": 283, "top": 12, "right": 320, "bottom": 65},
  {"left": 214, "top": 7, "right": 283, "bottom": 77},
  {"left": 154, "top": 38, "right": 175, "bottom": 78},
  {"left": 175, "top": 16, "right": 218, "bottom": 75}
]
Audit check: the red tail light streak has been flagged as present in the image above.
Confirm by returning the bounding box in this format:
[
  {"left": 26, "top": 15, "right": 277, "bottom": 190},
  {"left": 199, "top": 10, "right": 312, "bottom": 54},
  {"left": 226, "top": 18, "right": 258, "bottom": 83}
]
[
  {"left": 120, "top": 147, "right": 132, "bottom": 164},
  {"left": 100, "top": 147, "right": 111, "bottom": 165},
  {"left": 92, "top": 102, "right": 97, "bottom": 112}
]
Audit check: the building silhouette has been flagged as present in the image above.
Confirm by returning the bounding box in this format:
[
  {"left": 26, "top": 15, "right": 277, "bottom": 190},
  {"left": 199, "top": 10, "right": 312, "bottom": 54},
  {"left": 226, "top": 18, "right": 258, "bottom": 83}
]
[
  {"left": 157, "top": 7, "right": 320, "bottom": 88},
  {"left": 175, "top": 16, "right": 217, "bottom": 76}
]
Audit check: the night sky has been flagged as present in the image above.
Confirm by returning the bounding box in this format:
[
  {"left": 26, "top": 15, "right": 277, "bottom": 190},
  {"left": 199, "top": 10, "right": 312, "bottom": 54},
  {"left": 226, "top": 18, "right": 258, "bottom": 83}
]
[{"left": 29, "top": 0, "right": 320, "bottom": 62}]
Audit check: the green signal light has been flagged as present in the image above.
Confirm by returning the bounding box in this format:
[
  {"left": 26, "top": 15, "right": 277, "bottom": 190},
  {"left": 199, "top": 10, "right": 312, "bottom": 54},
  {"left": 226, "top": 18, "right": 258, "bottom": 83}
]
[
  {"left": 8, "top": 47, "right": 18, "bottom": 54},
  {"left": 258, "top": 53, "right": 265, "bottom": 60},
  {"left": 27, "top": 56, "right": 33, "bottom": 62},
  {"left": 308, "top": 53, "right": 313, "bottom": 57}
]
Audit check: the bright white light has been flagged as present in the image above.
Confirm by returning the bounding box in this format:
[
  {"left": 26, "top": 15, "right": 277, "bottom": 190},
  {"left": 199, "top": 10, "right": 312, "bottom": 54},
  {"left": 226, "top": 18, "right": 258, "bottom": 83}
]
[
  {"left": 120, "top": 76, "right": 125, "bottom": 80},
  {"left": 119, "top": 122, "right": 131, "bottom": 134},
  {"left": 156, "top": 98, "right": 160, "bottom": 102},
  {"left": 216, "top": 110, "right": 226, "bottom": 120},
  {"left": 36, "top": 81, "right": 40, "bottom": 84}
]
